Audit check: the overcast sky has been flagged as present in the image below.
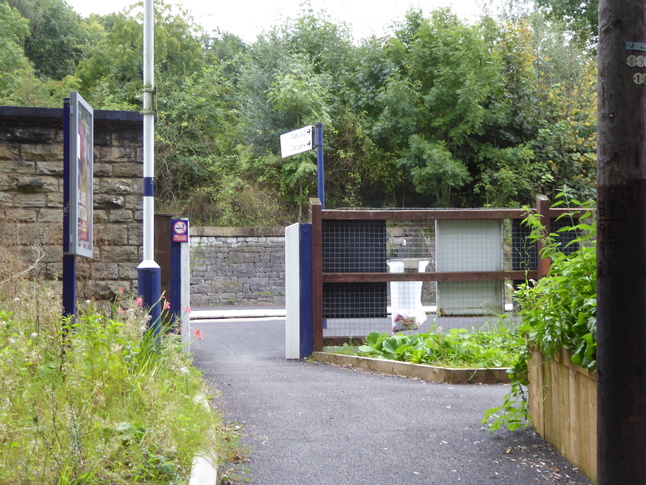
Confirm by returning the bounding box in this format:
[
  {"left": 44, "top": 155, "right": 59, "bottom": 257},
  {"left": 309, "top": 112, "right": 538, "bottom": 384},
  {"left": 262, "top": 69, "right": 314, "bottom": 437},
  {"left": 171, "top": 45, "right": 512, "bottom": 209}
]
[{"left": 65, "top": 0, "right": 492, "bottom": 43}]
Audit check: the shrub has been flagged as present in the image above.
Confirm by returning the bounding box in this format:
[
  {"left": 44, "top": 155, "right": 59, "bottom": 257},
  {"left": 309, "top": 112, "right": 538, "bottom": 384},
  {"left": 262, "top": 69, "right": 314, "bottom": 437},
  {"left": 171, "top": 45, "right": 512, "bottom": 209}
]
[{"left": 483, "top": 196, "right": 596, "bottom": 431}]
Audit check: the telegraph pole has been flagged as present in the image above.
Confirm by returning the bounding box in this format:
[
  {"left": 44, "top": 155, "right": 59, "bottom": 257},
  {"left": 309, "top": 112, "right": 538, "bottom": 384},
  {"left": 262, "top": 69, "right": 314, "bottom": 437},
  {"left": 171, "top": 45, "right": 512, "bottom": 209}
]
[{"left": 597, "top": 0, "right": 646, "bottom": 481}]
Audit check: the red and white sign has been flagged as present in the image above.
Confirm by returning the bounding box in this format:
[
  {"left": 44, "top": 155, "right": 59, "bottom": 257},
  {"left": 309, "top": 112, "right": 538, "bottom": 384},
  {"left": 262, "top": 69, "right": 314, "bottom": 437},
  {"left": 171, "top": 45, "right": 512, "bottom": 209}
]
[{"left": 172, "top": 219, "right": 189, "bottom": 243}]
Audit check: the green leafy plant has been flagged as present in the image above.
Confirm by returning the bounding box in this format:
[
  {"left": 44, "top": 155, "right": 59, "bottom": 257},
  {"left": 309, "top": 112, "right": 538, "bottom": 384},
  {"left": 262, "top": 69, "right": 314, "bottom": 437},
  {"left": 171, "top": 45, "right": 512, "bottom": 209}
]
[
  {"left": 483, "top": 195, "right": 596, "bottom": 432},
  {"left": 332, "top": 323, "right": 523, "bottom": 369}
]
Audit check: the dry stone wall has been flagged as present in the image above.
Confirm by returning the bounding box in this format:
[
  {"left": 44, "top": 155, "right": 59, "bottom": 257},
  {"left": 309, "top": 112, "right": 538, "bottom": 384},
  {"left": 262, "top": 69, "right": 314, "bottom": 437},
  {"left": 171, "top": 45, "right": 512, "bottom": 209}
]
[{"left": 190, "top": 227, "right": 285, "bottom": 307}]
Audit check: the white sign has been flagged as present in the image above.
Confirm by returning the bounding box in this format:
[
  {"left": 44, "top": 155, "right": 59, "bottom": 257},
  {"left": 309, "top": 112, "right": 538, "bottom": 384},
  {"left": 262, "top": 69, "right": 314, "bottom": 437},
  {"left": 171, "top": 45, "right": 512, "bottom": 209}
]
[{"left": 280, "top": 125, "right": 314, "bottom": 158}]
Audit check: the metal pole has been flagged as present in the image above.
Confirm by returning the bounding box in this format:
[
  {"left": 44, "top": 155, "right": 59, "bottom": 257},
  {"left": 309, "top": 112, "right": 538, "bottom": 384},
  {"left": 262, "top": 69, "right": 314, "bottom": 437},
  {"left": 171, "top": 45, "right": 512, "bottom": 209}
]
[
  {"left": 535, "top": 195, "right": 551, "bottom": 279},
  {"left": 137, "top": 0, "right": 161, "bottom": 335},
  {"left": 62, "top": 98, "right": 76, "bottom": 321},
  {"left": 597, "top": 0, "right": 646, "bottom": 481},
  {"left": 315, "top": 123, "right": 325, "bottom": 210}
]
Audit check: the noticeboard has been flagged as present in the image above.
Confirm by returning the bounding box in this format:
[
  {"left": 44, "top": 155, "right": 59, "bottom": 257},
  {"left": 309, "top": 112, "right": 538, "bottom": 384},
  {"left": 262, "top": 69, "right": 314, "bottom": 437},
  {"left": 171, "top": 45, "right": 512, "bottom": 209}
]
[{"left": 68, "top": 92, "right": 94, "bottom": 258}]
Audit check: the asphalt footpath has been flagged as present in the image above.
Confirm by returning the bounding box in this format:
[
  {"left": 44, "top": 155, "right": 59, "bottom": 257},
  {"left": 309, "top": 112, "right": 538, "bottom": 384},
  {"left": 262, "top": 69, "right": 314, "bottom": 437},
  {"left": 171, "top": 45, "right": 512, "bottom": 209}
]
[{"left": 189, "top": 316, "right": 593, "bottom": 485}]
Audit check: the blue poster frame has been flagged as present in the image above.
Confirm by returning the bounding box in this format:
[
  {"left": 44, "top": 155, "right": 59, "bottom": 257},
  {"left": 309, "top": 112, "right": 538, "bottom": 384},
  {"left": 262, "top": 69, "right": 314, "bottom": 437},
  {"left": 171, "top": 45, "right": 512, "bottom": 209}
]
[{"left": 67, "top": 92, "right": 94, "bottom": 258}]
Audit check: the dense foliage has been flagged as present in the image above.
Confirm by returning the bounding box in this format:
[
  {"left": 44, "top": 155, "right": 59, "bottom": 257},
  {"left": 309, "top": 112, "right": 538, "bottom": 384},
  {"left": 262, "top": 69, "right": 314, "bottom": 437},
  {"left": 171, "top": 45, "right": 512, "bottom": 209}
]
[
  {"left": 0, "top": 0, "right": 597, "bottom": 224},
  {"left": 484, "top": 197, "right": 596, "bottom": 431}
]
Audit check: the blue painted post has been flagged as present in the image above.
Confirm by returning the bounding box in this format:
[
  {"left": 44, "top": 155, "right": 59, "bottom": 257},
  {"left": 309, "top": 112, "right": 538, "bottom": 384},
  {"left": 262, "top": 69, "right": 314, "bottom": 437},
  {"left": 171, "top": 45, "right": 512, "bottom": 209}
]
[
  {"left": 170, "top": 218, "right": 191, "bottom": 345},
  {"left": 299, "top": 224, "right": 313, "bottom": 358},
  {"left": 285, "top": 223, "right": 313, "bottom": 359},
  {"left": 62, "top": 98, "right": 76, "bottom": 320},
  {"left": 315, "top": 123, "right": 325, "bottom": 210},
  {"left": 170, "top": 231, "right": 181, "bottom": 325}
]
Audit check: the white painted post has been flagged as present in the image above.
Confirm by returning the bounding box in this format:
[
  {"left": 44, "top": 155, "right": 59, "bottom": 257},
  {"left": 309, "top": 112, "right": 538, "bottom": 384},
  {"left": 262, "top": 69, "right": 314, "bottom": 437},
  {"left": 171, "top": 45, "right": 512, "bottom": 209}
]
[
  {"left": 137, "top": 0, "right": 162, "bottom": 332},
  {"left": 285, "top": 223, "right": 301, "bottom": 359},
  {"left": 181, "top": 234, "right": 191, "bottom": 347}
]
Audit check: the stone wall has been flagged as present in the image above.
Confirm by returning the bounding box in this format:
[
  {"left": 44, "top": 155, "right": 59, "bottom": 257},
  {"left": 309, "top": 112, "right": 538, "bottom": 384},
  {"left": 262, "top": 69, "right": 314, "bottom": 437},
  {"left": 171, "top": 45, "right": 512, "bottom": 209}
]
[
  {"left": 0, "top": 106, "right": 287, "bottom": 306},
  {"left": 0, "top": 106, "right": 144, "bottom": 298},
  {"left": 190, "top": 227, "right": 285, "bottom": 307}
]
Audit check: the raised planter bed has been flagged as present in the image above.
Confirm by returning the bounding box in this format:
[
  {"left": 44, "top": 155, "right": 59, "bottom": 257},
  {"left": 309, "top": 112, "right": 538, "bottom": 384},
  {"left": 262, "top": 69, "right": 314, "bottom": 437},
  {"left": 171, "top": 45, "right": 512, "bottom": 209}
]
[
  {"left": 528, "top": 348, "right": 597, "bottom": 484},
  {"left": 311, "top": 352, "right": 511, "bottom": 385}
]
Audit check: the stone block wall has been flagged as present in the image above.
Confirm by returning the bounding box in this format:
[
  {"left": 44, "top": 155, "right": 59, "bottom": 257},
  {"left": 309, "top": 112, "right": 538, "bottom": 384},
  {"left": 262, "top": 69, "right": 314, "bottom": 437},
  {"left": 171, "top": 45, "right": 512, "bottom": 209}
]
[
  {"left": 190, "top": 227, "right": 285, "bottom": 307},
  {"left": 1, "top": 106, "right": 287, "bottom": 306},
  {"left": 0, "top": 106, "right": 144, "bottom": 299}
]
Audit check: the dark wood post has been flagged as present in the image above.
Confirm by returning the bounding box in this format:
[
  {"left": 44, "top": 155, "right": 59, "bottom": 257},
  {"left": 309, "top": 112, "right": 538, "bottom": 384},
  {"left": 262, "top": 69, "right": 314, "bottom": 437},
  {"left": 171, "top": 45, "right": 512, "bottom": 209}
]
[
  {"left": 535, "top": 195, "right": 551, "bottom": 279},
  {"left": 309, "top": 198, "right": 323, "bottom": 351},
  {"left": 154, "top": 213, "right": 172, "bottom": 302},
  {"left": 597, "top": 0, "right": 646, "bottom": 482}
]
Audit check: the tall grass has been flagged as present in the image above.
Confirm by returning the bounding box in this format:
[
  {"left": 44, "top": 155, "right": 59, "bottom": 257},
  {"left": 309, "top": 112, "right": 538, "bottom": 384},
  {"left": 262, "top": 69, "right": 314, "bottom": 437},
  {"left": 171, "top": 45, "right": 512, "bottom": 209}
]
[{"left": 0, "top": 244, "right": 227, "bottom": 483}]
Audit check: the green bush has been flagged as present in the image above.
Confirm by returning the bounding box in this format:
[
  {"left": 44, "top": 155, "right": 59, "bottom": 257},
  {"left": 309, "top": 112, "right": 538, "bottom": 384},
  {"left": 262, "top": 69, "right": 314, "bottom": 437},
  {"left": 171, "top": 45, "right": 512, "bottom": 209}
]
[{"left": 483, "top": 196, "right": 596, "bottom": 432}]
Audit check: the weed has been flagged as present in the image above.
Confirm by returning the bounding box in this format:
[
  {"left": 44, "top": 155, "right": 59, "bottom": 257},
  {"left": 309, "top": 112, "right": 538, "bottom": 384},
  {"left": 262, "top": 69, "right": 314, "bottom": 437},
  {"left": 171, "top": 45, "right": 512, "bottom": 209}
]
[{"left": 0, "top": 284, "right": 233, "bottom": 483}]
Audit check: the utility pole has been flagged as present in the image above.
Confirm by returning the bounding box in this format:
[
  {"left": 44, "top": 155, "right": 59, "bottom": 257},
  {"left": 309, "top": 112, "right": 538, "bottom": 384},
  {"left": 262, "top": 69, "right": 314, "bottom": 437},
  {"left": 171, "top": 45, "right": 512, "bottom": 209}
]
[{"left": 597, "top": 0, "right": 646, "bottom": 482}]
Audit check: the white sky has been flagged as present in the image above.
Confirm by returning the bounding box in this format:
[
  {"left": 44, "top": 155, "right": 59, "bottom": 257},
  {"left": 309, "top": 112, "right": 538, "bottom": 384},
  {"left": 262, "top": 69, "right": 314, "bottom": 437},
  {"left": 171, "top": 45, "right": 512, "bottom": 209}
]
[{"left": 66, "top": 0, "right": 493, "bottom": 43}]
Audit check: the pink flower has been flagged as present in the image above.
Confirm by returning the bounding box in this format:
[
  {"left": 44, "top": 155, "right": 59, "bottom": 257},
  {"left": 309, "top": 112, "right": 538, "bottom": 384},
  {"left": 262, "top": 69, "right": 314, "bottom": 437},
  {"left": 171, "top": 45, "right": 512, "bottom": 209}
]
[
  {"left": 164, "top": 300, "right": 171, "bottom": 310},
  {"left": 119, "top": 307, "right": 125, "bottom": 315},
  {"left": 119, "top": 286, "right": 125, "bottom": 294},
  {"left": 182, "top": 306, "right": 192, "bottom": 313},
  {"left": 194, "top": 329, "right": 203, "bottom": 340},
  {"left": 136, "top": 297, "right": 143, "bottom": 307}
]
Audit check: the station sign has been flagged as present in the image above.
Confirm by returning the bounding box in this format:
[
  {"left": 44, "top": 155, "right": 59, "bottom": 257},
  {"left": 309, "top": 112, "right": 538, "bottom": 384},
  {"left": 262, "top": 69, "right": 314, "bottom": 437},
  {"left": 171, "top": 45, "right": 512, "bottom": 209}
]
[{"left": 280, "top": 125, "right": 314, "bottom": 158}]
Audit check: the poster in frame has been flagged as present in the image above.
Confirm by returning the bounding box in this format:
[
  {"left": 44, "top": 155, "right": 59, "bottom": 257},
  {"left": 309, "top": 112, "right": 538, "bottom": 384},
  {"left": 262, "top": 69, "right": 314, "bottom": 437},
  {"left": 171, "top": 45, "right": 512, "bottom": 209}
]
[{"left": 68, "top": 92, "right": 94, "bottom": 258}]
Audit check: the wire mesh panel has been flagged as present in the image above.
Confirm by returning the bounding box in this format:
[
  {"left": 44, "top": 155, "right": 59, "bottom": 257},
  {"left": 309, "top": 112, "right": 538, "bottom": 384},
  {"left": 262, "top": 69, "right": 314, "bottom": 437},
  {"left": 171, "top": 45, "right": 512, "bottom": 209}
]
[
  {"left": 386, "top": 221, "right": 435, "bottom": 265},
  {"left": 322, "top": 220, "right": 388, "bottom": 335},
  {"left": 509, "top": 217, "right": 581, "bottom": 290},
  {"left": 322, "top": 220, "right": 387, "bottom": 273},
  {"left": 322, "top": 282, "right": 389, "bottom": 336}
]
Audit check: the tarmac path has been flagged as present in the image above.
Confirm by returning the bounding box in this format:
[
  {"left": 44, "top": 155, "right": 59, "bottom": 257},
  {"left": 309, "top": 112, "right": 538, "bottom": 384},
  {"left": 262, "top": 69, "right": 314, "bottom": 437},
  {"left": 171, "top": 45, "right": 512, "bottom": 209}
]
[{"left": 190, "top": 318, "right": 593, "bottom": 485}]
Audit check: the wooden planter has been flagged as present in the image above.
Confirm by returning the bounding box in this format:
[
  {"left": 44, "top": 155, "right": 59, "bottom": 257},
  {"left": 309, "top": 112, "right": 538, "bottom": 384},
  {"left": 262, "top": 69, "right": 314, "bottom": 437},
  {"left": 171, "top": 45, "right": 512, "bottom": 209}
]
[
  {"left": 312, "top": 352, "right": 511, "bottom": 385},
  {"left": 528, "top": 348, "right": 597, "bottom": 483}
]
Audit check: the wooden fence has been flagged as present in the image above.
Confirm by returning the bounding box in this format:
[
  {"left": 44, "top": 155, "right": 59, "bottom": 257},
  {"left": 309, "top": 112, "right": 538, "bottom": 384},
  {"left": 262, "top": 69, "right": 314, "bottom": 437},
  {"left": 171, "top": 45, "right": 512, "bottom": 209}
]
[
  {"left": 310, "top": 195, "right": 582, "bottom": 350},
  {"left": 529, "top": 348, "right": 597, "bottom": 483}
]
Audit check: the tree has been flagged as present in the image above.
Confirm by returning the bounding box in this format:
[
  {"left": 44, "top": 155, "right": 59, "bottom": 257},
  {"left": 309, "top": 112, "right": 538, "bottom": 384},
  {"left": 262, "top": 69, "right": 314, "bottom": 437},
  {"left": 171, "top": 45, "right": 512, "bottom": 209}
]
[
  {"left": 367, "top": 10, "right": 507, "bottom": 206},
  {"left": 0, "top": 2, "right": 31, "bottom": 94},
  {"left": 534, "top": 0, "right": 597, "bottom": 45},
  {"left": 8, "top": 0, "right": 95, "bottom": 80},
  {"left": 267, "top": 54, "right": 331, "bottom": 217},
  {"left": 0, "top": 1, "right": 79, "bottom": 106},
  {"left": 75, "top": 1, "right": 208, "bottom": 109}
]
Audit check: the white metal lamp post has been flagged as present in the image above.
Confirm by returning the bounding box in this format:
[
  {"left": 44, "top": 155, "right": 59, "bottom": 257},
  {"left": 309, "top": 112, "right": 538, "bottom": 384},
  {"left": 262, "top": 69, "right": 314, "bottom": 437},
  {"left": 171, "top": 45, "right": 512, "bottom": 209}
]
[{"left": 137, "top": 0, "right": 161, "bottom": 334}]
